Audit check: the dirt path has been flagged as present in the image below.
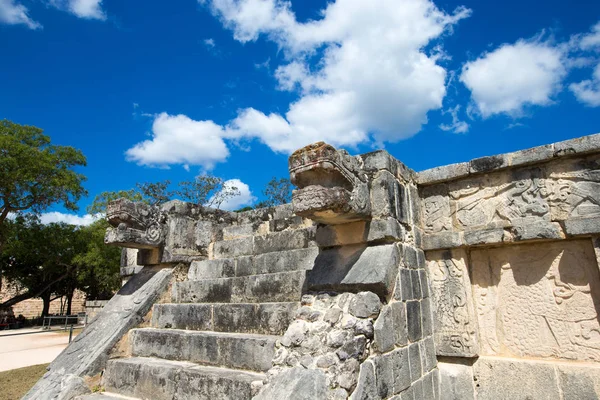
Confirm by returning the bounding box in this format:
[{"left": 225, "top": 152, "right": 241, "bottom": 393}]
[{"left": 0, "top": 328, "right": 81, "bottom": 372}]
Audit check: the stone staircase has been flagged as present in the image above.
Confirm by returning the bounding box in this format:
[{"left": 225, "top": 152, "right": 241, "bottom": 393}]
[{"left": 79, "top": 223, "right": 317, "bottom": 400}]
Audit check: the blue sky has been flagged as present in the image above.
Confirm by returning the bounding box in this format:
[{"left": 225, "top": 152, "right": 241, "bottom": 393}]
[{"left": 1, "top": 0, "right": 599, "bottom": 223}]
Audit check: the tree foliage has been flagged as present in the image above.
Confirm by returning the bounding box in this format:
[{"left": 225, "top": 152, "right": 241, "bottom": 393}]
[
  {"left": 0, "top": 120, "right": 87, "bottom": 248},
  {"left": 0, "top": 215, "right": 120, "bottom": 315},
  {"left": 177, "top": 176, "right": 240, "bottom": 209},
  {"left": 256, "top": 177, "right": 293, "bottom": 208}
]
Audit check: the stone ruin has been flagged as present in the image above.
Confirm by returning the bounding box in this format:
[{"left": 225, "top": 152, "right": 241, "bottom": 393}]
[{"left": 25, "top": 134, "right": 600, "bottom": 400}]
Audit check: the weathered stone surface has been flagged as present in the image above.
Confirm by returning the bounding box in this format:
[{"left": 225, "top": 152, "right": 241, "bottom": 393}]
[
  {"left": 373, "top": 354, "right": 394, "bottom": 399},
  {"left": 416, "top": 163, "right": 470, "bottom": 185},
  {"left": 408, "top": 343, "right": 422, "bottom": 382},
  {"left": 249, "top": 247, "right": 318, "bottom": 276},
  {"left": 222, "top": 223, "right": 254, "bottom": 240},
  {"left": 564, "top": 216, "right": 600, "bottom": 236},
  {"left": 420, "top": 336, "right": 436, "bottom": 373},
  {"left": 390, "top": 348, "right": 411, "bottom": 394},
  {"left": 255, "top": 367, "right": 328, "bottom": 400},
  {"left": 391, "top": 301, "right": 408, "bottom": 347},
  {"left": 188, "top": 258, "right": 235, "bottom": 280},
  {"left": 396, "top": 268, "right": 413, "bottom": 301},
  {"left": 173, "top": 270, "right": 307, "bottom": 303},
  {"left": 472, "top": 357, "right": 558, "bottom": 400},
  {"left": 469, "top": 154, "right": 508, "bottom": 174},
  {"left": 309, "top": 244, "right": 399, "bottom": 297},
  {"left": 213, "top": 237, "right": 254, "bottom": 259},
  {"left": 131, "top": 328, "right": 277, "bottom": 371},
  {"left": 104, "top": 357, "right": 263, "bottom": 400},
  {"left": 426, "top": 249, "right": 479, "bottom": 357},
  {"left": 557, "top": 363, "right": 600, "bottom": 400},
  {"left": 471, "top": 240, "right": 600, "bottom": 361},
  {"left": 349, "top": 360, "right": 377, "bottom": 400},
  {"left": 554, "top": 132, "right": 600, "bottom": 155},
  {"left": 438, "top": 360, "right": 475, "bottom": 400},
  {"left": 406, "top": 301, "right": 422, "bottom": 342},
  {"left": 371, "top": 170, "right": 401, "bottom": 220},
  {"left": 24, "top": 266, "right": 172, "bottom": 400},
  {"left": 348, "top": 291, "right": 381, "bottom": 318},
  {"left": 422, "top": 232, "right": 462, "bottom": 251},
  {"left": 373, "top": 304, "right": 394, "bottom": 353},
  {"left": 253, "top": 228, "right": 316, "bottom": 255},
  {"left": 510, "top": 220, "right": 564, "bottom": 241},
  {"left": 463, "top": 228, "right": 505, "bottom": 246}
]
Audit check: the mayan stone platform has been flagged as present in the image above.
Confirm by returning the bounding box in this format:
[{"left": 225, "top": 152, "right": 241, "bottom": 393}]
[{"left": 26, "top": 133, "right": 600, "bottom": 400}]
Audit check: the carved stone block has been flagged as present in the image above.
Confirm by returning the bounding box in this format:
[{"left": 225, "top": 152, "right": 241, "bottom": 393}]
[
  {"left": 471, "top": 240, "right": 600, "bottom": 361},
  {"left": 426, "top": 249, "right": 479, "bottom": 357}
]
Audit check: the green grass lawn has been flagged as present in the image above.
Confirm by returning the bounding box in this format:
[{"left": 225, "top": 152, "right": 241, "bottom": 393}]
[{"left": 0, "top": 364, "right": 49, "bottom": 400}]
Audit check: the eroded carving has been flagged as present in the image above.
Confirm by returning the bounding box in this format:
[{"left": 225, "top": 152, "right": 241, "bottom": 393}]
[
  {"left": 426, "top": 249, "right": 479, "bottom": 357},
  {"left": 105, "top": 198, "right": 165, "bottom": 249},
  {"left": 289, "top": 142, "right": 371, "bottom": 224},
  {"left": 472, "top": 240, "right": 600, "bottom": 362}
]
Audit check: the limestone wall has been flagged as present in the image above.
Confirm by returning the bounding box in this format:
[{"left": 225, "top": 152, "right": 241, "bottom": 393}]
[
  {"left": 417, "top": 133, "right": 600, "bottom": 400},
  {"left": 0, "top": 279, "right": 86, "bottom": 319}
]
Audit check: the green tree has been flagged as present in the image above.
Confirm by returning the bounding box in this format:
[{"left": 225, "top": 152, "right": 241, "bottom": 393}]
[
  {"left": 256, "top": 177, "right": 293, "bottom": 208},
  {"left": 0, "top": 216, "right": 121, "bottom": 315},
  {"left": 0, "top": 215, "right": 84, "bottom": 316},
  {"left": 0, "top": 119, "right": 87, "bottom": 252},
  {"left": 177, "top": 176, "right": 240, "bottom": 209},
  {"left": 87, "top": 189, "right": 143, "bottom": 214}
]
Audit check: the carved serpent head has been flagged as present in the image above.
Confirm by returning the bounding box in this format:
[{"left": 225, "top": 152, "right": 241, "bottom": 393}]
[
  {"left": 105, "top": 198, "right": 164, "bottom": 249},
  {"left": 289, "top": 142, "right": 371, "bottom": 224}
]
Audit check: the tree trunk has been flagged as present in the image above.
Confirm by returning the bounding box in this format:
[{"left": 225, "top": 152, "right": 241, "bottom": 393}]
[
  {"left": 41, "top": 291, "right": 51, "bottom": 318},
  {"left": 66, "top": 290, "right": 74, "bottom": 315}
]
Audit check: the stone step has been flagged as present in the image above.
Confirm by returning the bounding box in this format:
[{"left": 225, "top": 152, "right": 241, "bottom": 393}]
[
  {"left": 104, "top": 357, "right": 264, "bottom": 400},
  {"left": 130, "top": 328, "right": 278, "bottom": 372},
  {"left": 152, "top": 302, "right": 299, "bottom": 335},
  {"left": 75, "top": 394, "right": 138, "bottom": 400},
  {"left": 188, "top": 247, "right": 318, "bottom": 280},
  {"left": 212, "top": 227, "right": 316, "bottom": 259},
  {"left": 172, "top": 270, "right": 307, "bottom": 303}
]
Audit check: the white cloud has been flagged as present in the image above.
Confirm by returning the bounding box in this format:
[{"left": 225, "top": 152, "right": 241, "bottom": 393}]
[
  {"left": 439, "top": 105, "right": 469, "bottom": 133},
  {"left": 460, "top": 38, "right": 567, "bottom": 118},
  {"left": 205, "top": 0, "right": 471, "bottom": 150},
  {"left": 204, "top": 38, "right": 216, "bottom": 48},
  {"left": 126, "top": 112, "right": 230, "bottom": 169},
  {"left": 128, "top": 0, "right": 470, "bottom": 168},
  {"left": 49, "top": 0, "right": 106, "bottom": 20},
  {"left": 209, "top": 179, "right": 256, "bottom": 210},
  {"left": 570, "top": 63, "right": 600, "bottom": 107},
  {"left": 569, "top": 21, "right": 600, "bottom": 107},
  {"left": 580, "top": 22, "right": 600, "bottom": 51},
  {"left": 38, "top": 212, "right": 101, "bottom": 226},
  {"left": 0, "top": 0, "right": 42, "bottom": 29}
]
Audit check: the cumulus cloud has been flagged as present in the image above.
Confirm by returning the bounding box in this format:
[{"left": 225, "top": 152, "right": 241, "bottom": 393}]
[
  {"left": 570, "top": 63, "right": 600, "bottom": 107},
  {"left": 127, "top": 0, "right": 471, "bottom": 168},
  {"left": 126, "top": 112, "right": 230, "bottom": 169},
  {"left": 570, "top": 21, "right": 600, "bottom": 107},
  {"left": 49, "top": 0, "right": 106, "bottom": 20},
  {"left": 39, "top": 212, "right": 101, "bottom": 226},
  {"left": 209, "top": 179, "right": 256, "bottom": 210},
  {"left": 460, "top": 37, "right": 567, "bottom": 118},
  {"left": 0, "top": 0, "right": 42, "bottom": 29}
]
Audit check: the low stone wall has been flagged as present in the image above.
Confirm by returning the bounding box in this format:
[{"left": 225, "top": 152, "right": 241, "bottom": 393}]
[{"left": 0, "top": 279, "right": 86, "bottom": 319}]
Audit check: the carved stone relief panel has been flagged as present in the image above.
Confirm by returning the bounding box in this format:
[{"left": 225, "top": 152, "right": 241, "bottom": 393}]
[
  {"left": 448, "top": 169, "right": 552, "bottom": 231},
  {"left": 422, "top": 186, "right": 452, "bottom": 234},
  {"left": 426, "top": 249, "right": 479, "bottom": 357},
  {"left": 471, "top": 240, "right": 600, "bottom": 362},
  {"left": 546, "top": 155, "right": 600, "bottom": 221}
]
